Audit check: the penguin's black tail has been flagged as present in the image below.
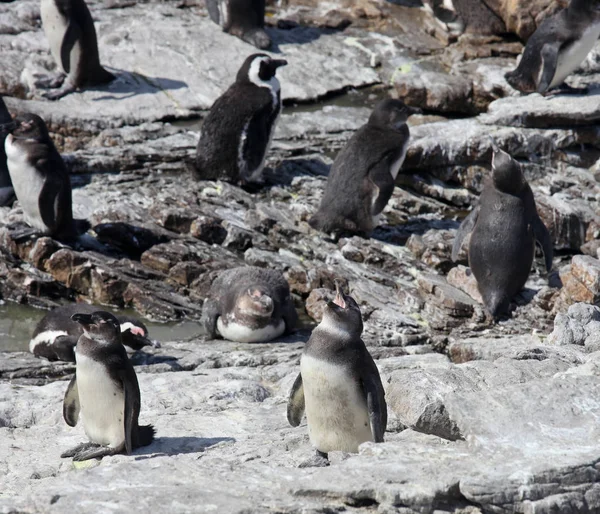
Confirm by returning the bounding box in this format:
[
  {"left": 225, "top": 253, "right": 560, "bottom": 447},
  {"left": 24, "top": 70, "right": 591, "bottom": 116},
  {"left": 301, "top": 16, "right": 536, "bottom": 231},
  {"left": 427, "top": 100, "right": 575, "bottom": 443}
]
[{"left": 137, "top": 424, "right": 156, "bottom": 447}]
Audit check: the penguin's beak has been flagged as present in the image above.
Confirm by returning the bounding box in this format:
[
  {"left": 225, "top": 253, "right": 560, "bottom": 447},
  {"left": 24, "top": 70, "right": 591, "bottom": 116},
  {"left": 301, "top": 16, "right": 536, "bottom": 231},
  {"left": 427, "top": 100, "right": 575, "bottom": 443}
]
[
  {"left": 271, "top": 59, "right": 288, "bottom": 69},
  {"left": 71, "top": 313, "right": 95, "bottom": 327}
]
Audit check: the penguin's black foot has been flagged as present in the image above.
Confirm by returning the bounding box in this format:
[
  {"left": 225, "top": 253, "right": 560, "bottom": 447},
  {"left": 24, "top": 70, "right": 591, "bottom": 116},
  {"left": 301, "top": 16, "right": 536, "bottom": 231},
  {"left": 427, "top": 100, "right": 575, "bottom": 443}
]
[
  {"left": 72, "top": 445, "right": 121, "bottom": 461},
  {"left": 61, "top": 442, "right": 101, "bottom": 458},
  {"left": 299, "top": 450, "right": 330, "bottom": 468},
  {"left": 42, "top": 84, "right": 76, "bottom": 101},
  {"left": 546, "top": 84, "right": 588, "bottom": 96},
  {"left": 7, "top": 225, "right": 39, "bottom": 242}
]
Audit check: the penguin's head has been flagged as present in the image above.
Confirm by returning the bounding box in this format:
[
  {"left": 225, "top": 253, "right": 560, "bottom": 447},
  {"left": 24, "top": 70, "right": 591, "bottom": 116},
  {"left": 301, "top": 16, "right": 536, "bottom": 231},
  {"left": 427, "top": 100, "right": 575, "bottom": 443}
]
[
  {"left": 369, "top": 99, "right": 420, "bottom": 130},
  {"left": 490, "top": 140, "right": 526, "bottom": 195},
  {"left": 321, "top": 281, "right": 363, "bottom": 337},
  {"left": 117, "top": 315, "right": 161, "bottom": 350},
  {"left": 236, "top": 286, "right": 275, "bottom": 319},
  {"left": 238, "top": 54, "right": 288, "bottom": 86},
  {"left": 71, "top": 311, "right": 121, "bottom": 343},
  {"left": 9, "top": 113, "right": 50, "bottom": 142}
]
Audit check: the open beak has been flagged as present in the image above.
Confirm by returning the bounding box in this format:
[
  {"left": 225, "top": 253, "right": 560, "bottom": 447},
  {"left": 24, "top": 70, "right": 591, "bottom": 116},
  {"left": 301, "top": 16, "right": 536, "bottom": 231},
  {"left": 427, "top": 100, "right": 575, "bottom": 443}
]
[{"left": 327, "top": 280, "right": 347, "bottom": 310}]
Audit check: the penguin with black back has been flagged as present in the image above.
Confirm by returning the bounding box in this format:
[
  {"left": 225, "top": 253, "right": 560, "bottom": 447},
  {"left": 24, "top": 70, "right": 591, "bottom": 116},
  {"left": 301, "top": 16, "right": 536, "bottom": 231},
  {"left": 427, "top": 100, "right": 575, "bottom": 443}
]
[
  {"left": 206, "top": 0, "right": 271, "bottom": 49},
  {"left": 505, "top": 0, "right": 600, "bottom": 95},
  {"left": 40, "top": 0, "right": 115, "bottom": 100},
  {"left": 0, "top": 96, "right": 15, "bottom": 206},
  {"left": 4, "top": 113, "right": 90, "bottom": 241},
  {"left": 309, "top": 99, "right": 419, "bottom": 236},
  {"left": 287, "top": 282, "right": 387, "bottom": 467},
  {"left": 61, "top": 311, "right": 155, "bottom": 461},
  {"left": 452, "top": 141, "right": 553, "bottom": 320},
  {"left": 193, "top": 53, "right": 287, "bottom": 185},
  {"left": 30, "top": 304, "right": 159, "bottom": 362}
]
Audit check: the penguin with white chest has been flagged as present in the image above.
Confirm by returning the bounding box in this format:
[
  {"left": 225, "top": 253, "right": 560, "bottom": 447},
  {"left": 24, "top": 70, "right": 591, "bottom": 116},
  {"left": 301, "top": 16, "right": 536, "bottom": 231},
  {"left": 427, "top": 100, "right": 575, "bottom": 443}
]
[
  {"left": 452, "top": 141, "right": 553, "bottom": 320},
  {"left": 30, "top": 304, "right": 159, "bottom": 362},
  {"left": 193, "top": 53, "right": 287, "bottom": 185},
  {"left": 505, "top": 0, "right": 600, "bottom": 95},
  {"left": 206, "top": 0, "right": 271, "bottom": 49},
  {"left": 309, "top": 99, "right": 419, "bottom": 236},
  {"left": 287, "top": 283, "right": 387, "bottom": 467},
  {"left": 0, "top": 96, "right": 15, "bottom": 207},
  {"left": 201, "top": 266, "right": 297, "bottom": 343},
  {"left": 40, "top": 0, "right": 115, "bottom": 100},
  {"left": 4, "top": 113, "right": 90, "bottom": 241},
  {"left": 61, "top": 311, "right": 155, "bottom": 461}
]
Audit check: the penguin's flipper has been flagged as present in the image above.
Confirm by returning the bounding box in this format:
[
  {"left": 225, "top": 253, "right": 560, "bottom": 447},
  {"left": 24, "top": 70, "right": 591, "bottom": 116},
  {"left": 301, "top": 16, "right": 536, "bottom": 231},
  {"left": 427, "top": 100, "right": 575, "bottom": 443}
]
[
  {"left": 38, "top": 173, "right": 61, "bottom": 233},
  {"left": 63, "top": 374, "right": 80, "bottom": 427},
  {"left": 538, "top": 43, "right": 560, "bottom": 94},
  {"left": 451, "top": 206, "right": 479, "bottom": 262},
  {"left": 368, "top": 157, "right": 396, "bottom": 216},
  {"left": 201, "top": 298, "right": 220, "bottom": 339},
  {"left": 361, "top": 371, "right": 387, "bottom": 443},
  {"left": 60, "top": 20, "right": 80, "bottom": 74},
  {"left": 286, "top": 373, "right": 305, "bottom": 427},
  {"left": 533, "top": 214, "right": 553, "bottom": 272},
  {"left": 121, "top": 370, "right": 139, "bottom": 455}
]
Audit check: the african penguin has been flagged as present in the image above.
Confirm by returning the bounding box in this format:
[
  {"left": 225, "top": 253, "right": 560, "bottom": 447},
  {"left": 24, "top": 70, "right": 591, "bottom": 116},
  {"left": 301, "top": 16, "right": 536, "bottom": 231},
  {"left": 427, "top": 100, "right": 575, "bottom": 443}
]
[
  {"left": 193, "top": 53, "right": 287, "bottom": 185},
  {"left": 61, "top": 311, "right": 155, "bottom": 461},
  {"left": 0, "top": 96, "right": 15, "bottom": 207},
  {"left": 287, "top": 282, "right": 387, "bottom": 467},
  {"left": 4, "top": 113, "right": 90, "bottom": 241},
  {"left": 309, "top": 99, "right": 419, "bottom": 236},
  {"left": 505, "top": 0, "right": 600, "bottom": 95},
  {"left": 201, "top": 266, "right": 297, "bottom": 343},
  {"left": 30, "top": 303, "right": 159, "bottom": 362},
  {"left": 40, "top": 0, "right": 115, "bottom": 100},
  {"left": 451, "top": 140, "right": 553, "bottom": 320},
  {"left": 206, "top": 0, "right": 271, "bottom": 49}
]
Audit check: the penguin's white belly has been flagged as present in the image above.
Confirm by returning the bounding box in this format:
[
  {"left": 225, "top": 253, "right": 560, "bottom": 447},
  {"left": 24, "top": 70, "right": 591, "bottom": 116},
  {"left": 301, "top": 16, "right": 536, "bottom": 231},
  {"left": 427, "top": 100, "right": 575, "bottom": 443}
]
[
  {"left": 76, "top": 353, "right": 125, "bottom": 448},
  {"left": 217, "top": 317, "right": 285, "bottom": 343},
  {"left": 40, "top": 0, "right": 70, "bottom": 74},
  {"left": 550, "top": 24, "right": 600, "bottom": 88},
  {"left": 300, "top": 354, "right": 372, "bottom": 453},
  {"left": 5, "top": 136, "right": 50, "bottom": 233}
]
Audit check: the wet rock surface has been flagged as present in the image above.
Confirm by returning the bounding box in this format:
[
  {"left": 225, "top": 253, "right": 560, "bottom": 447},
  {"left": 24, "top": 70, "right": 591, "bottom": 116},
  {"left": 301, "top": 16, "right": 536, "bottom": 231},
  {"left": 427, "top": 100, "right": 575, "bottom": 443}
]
[{"left": 2, "top": 0, "right": 600, "bottom": 512}]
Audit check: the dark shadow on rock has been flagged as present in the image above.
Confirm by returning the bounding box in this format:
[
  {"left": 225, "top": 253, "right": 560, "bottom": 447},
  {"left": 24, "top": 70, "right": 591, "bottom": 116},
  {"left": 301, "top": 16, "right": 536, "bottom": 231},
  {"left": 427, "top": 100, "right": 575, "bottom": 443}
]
[
  {"left": 134, "top": 437, "right": 236, "bottom": 458},
  {"left": 263, "top": 158, "right": 330, "bottom": 186},
  {"left": 385, "top": 0, "right": 423, "bottom": 5},
  {"left": 372, "top": 218, "right": 460, "bottom": 246},
  {"left": 93, "top": 222, "right": 171, "bottom": 260},
  {"left": 89, "top": 71, "right": 187, "bottom": 102},
  {"left": 129, "top": 352, "right": 182, "bottom": 368},
  {"left": 267, "top": 25, "right": 332, "bottom": 53}
]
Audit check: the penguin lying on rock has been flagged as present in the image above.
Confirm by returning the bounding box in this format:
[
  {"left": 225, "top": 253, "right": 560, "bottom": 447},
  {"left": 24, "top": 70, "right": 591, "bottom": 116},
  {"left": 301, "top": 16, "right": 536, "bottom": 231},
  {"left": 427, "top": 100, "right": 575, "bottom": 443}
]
[{"left": 30, "top": 304, "right": 159, "bottom": 362}]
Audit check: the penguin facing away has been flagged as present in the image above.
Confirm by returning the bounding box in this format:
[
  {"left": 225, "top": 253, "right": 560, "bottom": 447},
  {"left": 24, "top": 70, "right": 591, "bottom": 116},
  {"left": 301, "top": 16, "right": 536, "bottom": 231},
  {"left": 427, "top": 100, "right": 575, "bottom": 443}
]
[
  {"left": 40, "top": 0, "right": 115, "bottom": 100},
  {"left": 206, "top": 0, "right": 271, "bottom": 49},
  {"left": 0, "top": 96, "right": 15, "bottom": 207},
  {"left": 505, "top": 0, "right": 600, "bottom": 94},
  {"left": 309, "top": 99, "right": 419, "bottom": 236},
  {"left": 451, "top": 141, "right": 553, "bottom": 320},
  {"left": 61, "top": 311, "right": 155, "bottom": 461},
  {"left": 30, "top": 303, "right": 159, "bottom": 362},
  {"left": 287, "top": 282, "right": 387, "bottom": 467},
  {"left": 4, "top": 113, "right": 90, "bottom": 241},
  {"left": 201, "top": 266, "right": 297, "bottom": 343},
  {"left": 193, "top": 53, "right": 287, "bottom": 185}
]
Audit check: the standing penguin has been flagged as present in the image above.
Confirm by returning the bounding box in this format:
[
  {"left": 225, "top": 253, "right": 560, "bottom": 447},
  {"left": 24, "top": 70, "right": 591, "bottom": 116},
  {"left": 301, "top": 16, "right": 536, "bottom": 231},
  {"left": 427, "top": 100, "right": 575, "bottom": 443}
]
[
  {"left": 287, "top": 283, "right": 387, "bottom": 467},
  {"left": 309, "top": 99, "right": 419, "bottom": 236},
  {"left": 193, "top": 53, "right": 287, "bottom": 185},
  {"left": 30, "top": 304, "right": 159, "bottom": 362},
  {"left": 505, "top": 0, "right": 600, "bottom": 94},
  {"left": 451, "top": 141, "right": 553, "bottom": 320},
  {"left": 0, "top": 96, "right": 15, "bottom": 207},
  {"left": 4, "top": 113, "right": 90, "bottom": 241},
  {"left": 61, "top": 311, "right": 155, "bottom": 461},
  {"left": 206, "top": 0, "right": 271, "bottom": 49},
  {"left": 40, "top": 0, "right": 115, "bottom": 100},
  {"left": 201, "top": 266, "right": 297, "bottom": 343}
]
